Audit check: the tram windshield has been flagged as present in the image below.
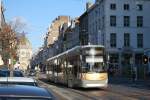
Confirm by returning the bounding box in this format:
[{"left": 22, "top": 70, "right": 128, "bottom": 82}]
[
  {"left": 81, "top": 47, "right": 106, "bottom": 73},
  {"left": 82, "top": 59, "right": 106, "bottom": 73}
]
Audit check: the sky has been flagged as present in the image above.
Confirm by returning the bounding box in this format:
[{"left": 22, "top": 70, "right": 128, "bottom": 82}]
[{"left": 3, "top": 0, "right": 95, "bottom": 53}]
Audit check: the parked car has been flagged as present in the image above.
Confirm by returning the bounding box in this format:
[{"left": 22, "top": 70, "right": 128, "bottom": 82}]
[
  {"left": 0, "top": 77, "right": 38, "bottom": 86},
  {"left": 13, "top": 70, "right": 24, "bottom": 77},
  {"left": 0, "top": 85, "right": 53, "bottom": 100},
  {"left": 28, "top": 70, "right": 36, "bottom": 76},
  {"left": 0, "top": 69, "right": 24, "bottom": 77},
  {"left": 0, "top": 68, "right": 38, "bottom": 86}
]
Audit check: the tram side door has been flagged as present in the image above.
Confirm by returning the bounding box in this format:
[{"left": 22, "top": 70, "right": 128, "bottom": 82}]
[{"left": 67, "top": 64, "right": 73, "bottom": 79}]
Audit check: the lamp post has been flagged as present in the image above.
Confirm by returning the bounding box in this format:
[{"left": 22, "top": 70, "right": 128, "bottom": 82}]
[{"left": 98, "top": 30, "right": 102, "bottom": 45}]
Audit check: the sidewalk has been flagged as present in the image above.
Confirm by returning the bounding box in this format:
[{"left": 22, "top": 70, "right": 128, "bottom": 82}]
[{"left": 109, "top": 76, "right": 150, "bottom": 89}]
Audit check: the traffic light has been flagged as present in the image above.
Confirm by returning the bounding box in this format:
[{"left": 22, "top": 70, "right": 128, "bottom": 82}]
[{"left": 143, "top": 55, "right": 148, "bottom": 64}]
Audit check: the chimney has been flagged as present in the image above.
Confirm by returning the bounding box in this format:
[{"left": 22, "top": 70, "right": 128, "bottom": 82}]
[{"left": 86, "top": 2, "right": 93, "bottom": 10}]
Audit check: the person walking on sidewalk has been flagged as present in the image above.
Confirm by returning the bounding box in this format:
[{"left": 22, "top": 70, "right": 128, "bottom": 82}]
[{"left": 132, "top": 67, "right": 137, "bottom": 82}]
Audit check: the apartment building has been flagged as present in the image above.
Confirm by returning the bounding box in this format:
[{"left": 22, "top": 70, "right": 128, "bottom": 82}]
[
  {"left": 17, "top": 38, "right": 32, "bottom": 71},
  {"left": 44, "top": 16, "right": 70, "bottom": 47},
  {"left": 35, "top": 0, "right": 150, "bottom": 78},
  {"left": 58, "top": 19, "right": 79, "bottom": 52},
  {"left": 80, "top": 0, "right": 150, "bottom": 77}
]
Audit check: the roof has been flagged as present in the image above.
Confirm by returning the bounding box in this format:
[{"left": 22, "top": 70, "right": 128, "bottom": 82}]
[
  {"left": 0, "top": 85, "right": 52, "bottom": 99},
  {"left": 47, "top": 45, "right": 105, "bottom": 61},
  {"left": 78, "top": 11, "right": 88, "bottom": 20},
  {"left": 87, "top": 2, "right": 98, "bottom": 13}
]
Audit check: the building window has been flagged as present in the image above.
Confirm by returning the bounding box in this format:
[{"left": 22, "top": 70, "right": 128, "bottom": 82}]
[
  {"left": 110, "top": 16, "right": 116, "bottom": 26},
  {"left": 124, "top": 4, "right": 130, "bottom": 10},
  {"left": 21, "top": 51, "right": 25, "bottom": 56},
  {"left": 102, "top": 16, "right": 104, "bottom": 28},
  {"left": 110, "top": 3, "right": 116, "bottom": 10},
  {"left": 137, "top": 34, "right": 143, "bottom": 48},
  {"left": 53, "top": 37, "right": 56, "bottom": 41},
  {"left": 137, "top": 16, "right": 143, "bottom": 27},
  {"left": 109, "top": 54, "right": 119, "bottom": 63},
  {"left": 136, "top": 4, "right": 143, "bottom": 11},
  {"left": 124, "top": 16, "right": 130, "bottom": 27},
  {"left": 96, "top": 21, "right": 97, "bottom": 31},
  {"left": 99, "top": 19, "right": 101, "bottom": 29},
  {"left": 95, "top": 10, "right": 98, "bottom": 18},
  {"left": 110, "top": 33, "right": 116, "bottom": 48},
  {"left": 124, "top": 33, "right": 130, "bottom": 47}
]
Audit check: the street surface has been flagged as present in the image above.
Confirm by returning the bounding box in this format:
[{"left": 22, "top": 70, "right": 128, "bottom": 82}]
[{"left": 38, "top": 78, "right": 150, "bottom": 100}]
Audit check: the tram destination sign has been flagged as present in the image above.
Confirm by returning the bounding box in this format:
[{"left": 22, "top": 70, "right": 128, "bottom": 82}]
[{"left": 84, "top": 48, "right": 103, "bottom": 56}]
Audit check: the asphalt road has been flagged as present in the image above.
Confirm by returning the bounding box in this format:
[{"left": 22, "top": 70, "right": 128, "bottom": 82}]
[{"left": 38, "top": 79, "right": 150, "bottom": 100}]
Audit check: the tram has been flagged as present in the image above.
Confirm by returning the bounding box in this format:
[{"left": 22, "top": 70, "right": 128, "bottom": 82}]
[{"left": 46, "top": 45, "right": 108, "bottom": 88}]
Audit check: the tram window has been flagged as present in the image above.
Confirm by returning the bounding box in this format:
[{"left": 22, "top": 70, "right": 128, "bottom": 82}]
[
  {"left": 81, "top": 62, "right": 106, "bottom": 73},
  {"left": 93, "top": 63, "right": 106, "bottom": 72},
  {"left": 82, "top": 67, "right": 89, "bottom": 73},
  {"left": 73, "top": 65, "right": 78, "bottom": 77},
  {"left": 57, "top": 66, "right": 62, "bottom": 73},
  {"left": 82, "top": 63, "right": 90, "bottom": 73}
]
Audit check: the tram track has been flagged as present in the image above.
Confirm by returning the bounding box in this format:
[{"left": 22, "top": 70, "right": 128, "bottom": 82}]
[
  {"left": 59, "top": 84, "right": 150, "bottom": 100},
  {"left": 38, "top": 79, "right": 128, "bottom": 100},
  {"left": 69, "top": 87, "right": 137, "bottom": 100},
  {"left": 38, "top": 79, "right": 97, "bottom": 100},
  {"left": 66, "top": 88, "right": 98, "bottom": 100},
  {"left": 39, "top": 79, "right": 150, "bottom": 100}
]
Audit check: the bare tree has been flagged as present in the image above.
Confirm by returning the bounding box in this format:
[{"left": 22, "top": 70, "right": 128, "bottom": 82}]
[
  {"left": 9, "top": 16, "right": 28, "bottom": 33},
  {"left": 0, "top": 17, "right": 28, "bottom": 68},
  {"left": 0, "top": 24, "right": 17, "bottom": 66}
]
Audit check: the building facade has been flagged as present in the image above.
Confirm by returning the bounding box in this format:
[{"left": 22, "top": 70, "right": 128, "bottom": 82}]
[
  {"left": 41, "top": 16, "right": 72, "bottom": 70},
  {"left": 58, "top": 18, "right": 79, "bottom": 52},
  {"left": 84, "top": 0, "right": 150, "bottom": 78},
  {"left": 32, "top": 0, "right": 150, "bottom": 78},
  {"left": 44, "top": 16, "right": 70, "bottom": 47},
  {"left": 79, "top": 11, "right": 89, "bottom": 45},
  {"left": 17, "top": 38, "right": 32, "bottom": 71}
]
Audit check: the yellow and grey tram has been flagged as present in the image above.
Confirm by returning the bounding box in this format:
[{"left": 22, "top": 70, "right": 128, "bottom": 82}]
[{"left": 46, "top": 45, "right": 108, "bottom": 88}]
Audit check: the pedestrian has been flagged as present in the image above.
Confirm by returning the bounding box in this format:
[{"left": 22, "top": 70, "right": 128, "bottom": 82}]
[
  {"left": 132, "top": 69, "right": 136, "bottom": 82},
  {"left": 108, "top": 66, "right": 114, "bottom": 77}
]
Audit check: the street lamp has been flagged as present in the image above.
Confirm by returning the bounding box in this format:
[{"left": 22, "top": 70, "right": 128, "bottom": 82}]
[
  {"left": 98, "top": 30, "right": 104, "bottom": 45},
  {"left": 98, "top": 30, "right": 101, "bottom": 45}
]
